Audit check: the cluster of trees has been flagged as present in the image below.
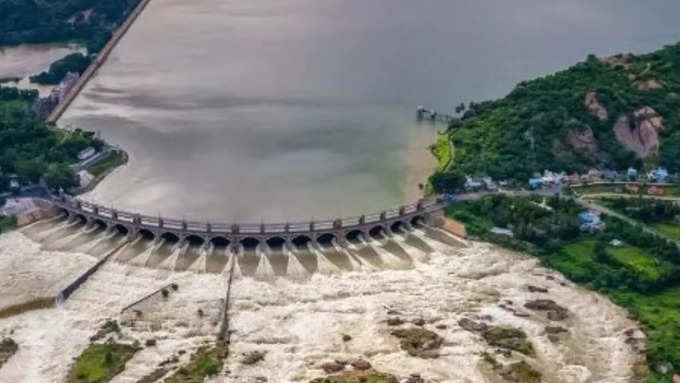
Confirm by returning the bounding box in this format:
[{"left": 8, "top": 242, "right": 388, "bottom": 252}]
[
  {"left": 30, "top": 53, "right": 91, "bottom": 85},
  {"left": 604, "top": 197, "right": 680, "bottom": 224},
  {"left": 0, "top": 86, "right": 100, "bottom": 192},
  {"left": 0, "top": 0, "right": 139, "bottom": 53},
  {"left": 431, "top": 42, "right": 680, "bottom": 191}
]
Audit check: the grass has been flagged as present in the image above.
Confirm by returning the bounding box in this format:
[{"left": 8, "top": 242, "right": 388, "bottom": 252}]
[
  {"left": 0, "top": 297, "right": 55, "bottom": 319},
  {"left": 606, "top": 245, "right": 664, "bottom": 281},
  {"left": 545, "top": 240, "right": 597, "bottom": 282},
  {"left": 612, "top": 286, "right": 680, "bottom": 383},
  {"left": 88, "top": 152, "right": 122, "bottom": 177},
  {"left": 431, "top": 133, "right": 452, "bottom": 171},
  {"left": 310, "top": 370, "right": 399, "bottom": 383},
  {"left": 653, "top": 222, "right": 680, "bottom": 241},
  {"left": 572, "top": 184, "right": 622, "bottom": 195},
  {"left": 0, "top": 215, "right": 17, "bottom": 233},
  {"left": 68, "top": 343, "right": 139, "bottom": 383},
  {"left": 163, "top": 343, "right": 228, "bottom": 383}
]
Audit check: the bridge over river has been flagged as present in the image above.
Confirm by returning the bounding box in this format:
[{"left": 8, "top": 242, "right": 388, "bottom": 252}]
[{"left": 51, "top": 194, "right": 446, "bottom": 249}]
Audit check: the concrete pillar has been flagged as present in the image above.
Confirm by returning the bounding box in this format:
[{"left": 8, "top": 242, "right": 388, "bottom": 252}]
[
  {"left": 158, "top": 217, "right": 164, "bottom": 228},
  {"left": 310, "top": 221, "right": 315, "bottom": 232},
  {"left": 111, "top": 210, "right": 118, "bottom": 220},
  {"left": 284, "top": 223, "right": 290, "bottom": 233},
  {"left": 359, "top": 215, "right": 366, "bottom": 225},
  {"left": 231, "top": 224, "right": 240, "bottom": 235},
  {"left": 206, "top": 222, "right": 212, "bottom": 234},
  {"left": 181, "top": 220, "right": 188, "bottom": 231},
  {"left": 417, "top": 199, "right": 425, "bottom": 211},
  {"left": 399, "top": 206, "right": 406, "bottom": 216},
  {"left": 379, "top": 211, "right": 387, "bottom": 221},
  {"left": 333, "top": 219, "right": 342, "bottom": 230},
  {"left": 260, "top": 223, "right": 265, "bottom": 234},
  {"left": 133, "top": 214, "right": 141, "bottom": 225},
  {"left": 75, "top": 200, "right": 82, "bottom": 210},
  {"left": 92, "top": 205, "right": 99, "bottom": 215}
]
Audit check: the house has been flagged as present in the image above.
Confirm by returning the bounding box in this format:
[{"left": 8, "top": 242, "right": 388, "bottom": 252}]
[
  {"left": 625, "top": 183, "right": 640, "bottom": 194},
  {"left": 78, "top": 147, "right": 96, "bottom": 161},
  {"left": 610, "top": 239, "right": 623, "bottom": 247},
  {"left": 627, "top": 167, "right": 638, "bottom": 180},
  {"left": 648, "top": 185, "right": 665, "bottom": 196},
  {"left": 587, "top": 169, "right": 603, "bottom": 182},
  {"left": 482, "top": 177, "right": 498, "bottom": 191},
  {"left": 567, "top": 173, "right": 581, "bottom": 184},
  {"left": 529, "top": 178, "right": 543, "bottom": 189},
  {"left": 648, "top": 167, "right": 669, "bottom": 182},
  {"left": 491, "top": 227, "right": 514, "bottom": 237},
  {"left": 602, "top": 169, "right": 618, "bottom": 181},
  {"left": 579, "top": 210, "right": 605, "bottom": 232},
  {"left": 464, "top": 177, "right": 484, "bottom": 192}
]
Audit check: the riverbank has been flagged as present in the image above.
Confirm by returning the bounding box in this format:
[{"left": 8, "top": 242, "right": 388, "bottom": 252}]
[
  {"left": 446, "top": 194, "right": 680, "bottom": 382},
  {"left": 46, "top": 0, "right": 154, "bottom": 123}
]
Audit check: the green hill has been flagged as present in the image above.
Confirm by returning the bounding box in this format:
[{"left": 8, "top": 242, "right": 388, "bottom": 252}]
[{"left": 431, "top": 42, "right": 680, "bottom": 189}]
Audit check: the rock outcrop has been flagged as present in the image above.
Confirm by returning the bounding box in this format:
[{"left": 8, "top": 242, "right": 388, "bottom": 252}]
[
  {"left": 585, "top": 92, "right": 609, "bottom": 121},
  {"left": 568, "top": 125, "right": 599, "bottom": 154},
  {"left": 524, "top": 299, "right": 569, "bottom": 321},
  {"left": 637, "top": 79, "right": 664, "bottom": 91},
  {"left": 614, "top": 107, "right": 664, "bottom": 158}
]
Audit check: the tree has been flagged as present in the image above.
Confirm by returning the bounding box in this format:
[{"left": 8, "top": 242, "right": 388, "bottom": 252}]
[
  {"left": 44, "top": 163, "right": 78, "bottom": 190},
  {"left": 429, "top": 170, "right": 465, "bottom": 193}
]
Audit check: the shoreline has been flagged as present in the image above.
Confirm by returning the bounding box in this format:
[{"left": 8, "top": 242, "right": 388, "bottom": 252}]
[{"left": 46, "top": 0, "right": 154, "bottom": 123}]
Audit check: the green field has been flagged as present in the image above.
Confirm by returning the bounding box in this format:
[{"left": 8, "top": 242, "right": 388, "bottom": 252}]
[
  {"left": 574, "top": 184, "right": 622, "bottom": 195},
  {"left": 68, "top": 343, "right": 139, "bottom": 383},
  {"left": 653, "top": 223, "right": 680, "bottom": 241},
  {"left": 607, "top": 245, "right": 664, "bottom": 281},
  {"left": 613, "top": 286, "right": 680, "bottom": 382},
  {"left": 88, "top": 152, "right": 122, "bottom": 177},
  {"left": 431, "top": 133, "right": 452, "bottom": 171}
]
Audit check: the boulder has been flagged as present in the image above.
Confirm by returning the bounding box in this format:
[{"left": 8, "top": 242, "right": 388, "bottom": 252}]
[
  {"left": 458, "top": 318, "right": 488, "bottom": 332},
  {"left": 525, "top": 299, "right": 569, "bottom": 321},
  {"left": 242, "top": 351, "right": 265, "bottom": 365},
  {"left": 351, "top": 359, "right": 371, "bottom": 371},
  {"left": 321, "top": 361, "right": 345, "bottom": 373},
  {"left": 585, "top": 92, "right": 608, "bottom": 121},
  {"left": 406, "top": 373, "right": 425, "bottom": 383},
  {"left": 391, "top": 328, "right": 443, "bottom": 358},
  {"left": 614, "top": 107, "right": 664, "bottom": 159},
  {"left": 527, "top": 285, "right": 549, "bottom": 294},
  {"left": 387, "top": 317, "right": 404, "bottom": 326},
  {"left": 482, "top": 326, "right": 535, "bottom": 356}
]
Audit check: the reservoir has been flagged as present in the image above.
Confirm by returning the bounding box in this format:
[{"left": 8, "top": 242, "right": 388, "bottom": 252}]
[{"left": 58, "top": 0, "right": 680, "bottom": 221}]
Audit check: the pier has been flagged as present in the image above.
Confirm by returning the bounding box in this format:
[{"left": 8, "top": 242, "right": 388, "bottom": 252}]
[{"left": 416, "top": 106, "right": 456, "bottom": 123}]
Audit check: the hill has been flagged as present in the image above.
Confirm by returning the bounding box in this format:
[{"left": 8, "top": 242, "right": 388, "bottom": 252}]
[{"left": 431, "top": 42, "right": 680, "bottom": 189}]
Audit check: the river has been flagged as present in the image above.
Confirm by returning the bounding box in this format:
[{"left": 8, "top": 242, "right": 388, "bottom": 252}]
[{"left": 56, "top": 0, "right": 680, "bottom": 221}]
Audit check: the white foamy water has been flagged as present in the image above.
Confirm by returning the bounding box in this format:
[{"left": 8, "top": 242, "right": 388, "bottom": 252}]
[{"left": 0, "top": 229, "right": 643, "bottom": 383}]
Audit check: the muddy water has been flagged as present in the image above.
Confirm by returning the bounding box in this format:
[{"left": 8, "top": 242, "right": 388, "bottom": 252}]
[{"left": 0, "top": 226, "right": 643, "bottom": 383}]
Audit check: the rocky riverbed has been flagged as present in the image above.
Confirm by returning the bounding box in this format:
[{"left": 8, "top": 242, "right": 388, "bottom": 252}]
[{"left": 0, "top": 229, "right": 646, "bottom": 382}]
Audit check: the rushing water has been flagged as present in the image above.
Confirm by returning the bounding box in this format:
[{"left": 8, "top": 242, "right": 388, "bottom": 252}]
[{"left": 56, "top": 0, "right": 680, "bottom": 221}]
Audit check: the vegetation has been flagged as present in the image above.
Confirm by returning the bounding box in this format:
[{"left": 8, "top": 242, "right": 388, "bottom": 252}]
[
  {"left": 0, "top": 0, "right": 140, "bottom": 53},
  {"left": 0, "top": 338, "right": 19, "bottom": 369},
  {"left": 309, "top": 370, "right": 399, "bottom": 383},
  {"left": 0, "top": 297, "right": 55, "bottom": 319},
  {"left": 431, "top": 42, "right": 680, "bottom": 189},
  {"left": 482, "top": 326, "right": 534, "bottom": 356},
  {"left": 447, "top": 194, "right": 680, "bottom": 382},
  {"left": 30, "top": 53, "right": 91, "bottom": 85},
  {"left": 390, "top": 327, "right": 443, "bottom": 358},
  {"left": 163, "top": 343, "right": 228, "bottom": 383},
  {"left": 68, "top": 343, "right": 139, "bottom": 383},
  {"left": 88, "top": 151, "right": 122, "bottom": 177},
  {"left": 0, "top": 215, "right": 17, "bottom": 233},
  {"left": 0, "top": 86, "right": 101, "bottom": 191}
]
